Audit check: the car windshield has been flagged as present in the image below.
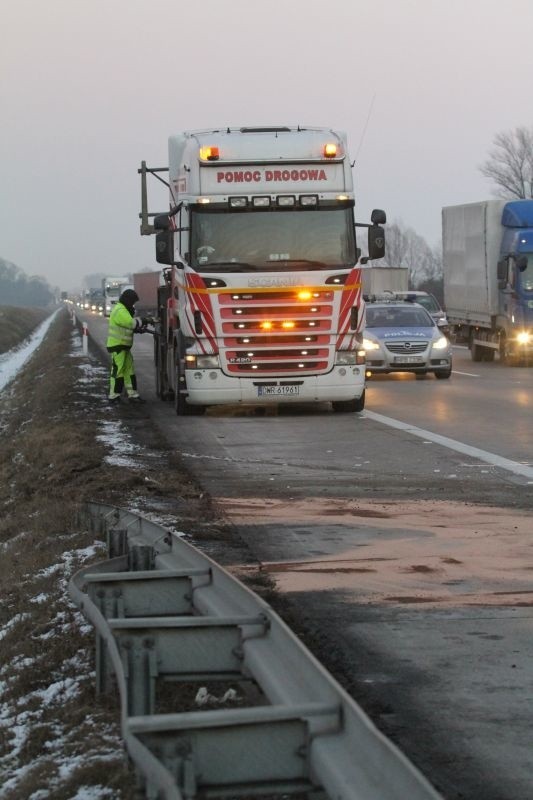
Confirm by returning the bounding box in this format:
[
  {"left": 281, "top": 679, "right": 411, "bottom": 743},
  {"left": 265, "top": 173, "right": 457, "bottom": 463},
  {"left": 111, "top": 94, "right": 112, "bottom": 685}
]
[
  {"left": 190, "top": 207, "right": 356, "bottom": 271},
  {"left": 412, "top": 295, "right": 440, "bottom": 313},
  {"left": 366, "top": 306, "right": 434, "bottom": 327}
]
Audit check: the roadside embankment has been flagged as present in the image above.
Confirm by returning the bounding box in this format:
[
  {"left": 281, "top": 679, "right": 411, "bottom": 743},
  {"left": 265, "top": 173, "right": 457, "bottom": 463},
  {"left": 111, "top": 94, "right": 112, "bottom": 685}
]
[
  {"left": 0, "top": 308, "right": 219, "bottom": 798},
  {"left": 0, "top": 305, "right": 53, "bottom": 354}
]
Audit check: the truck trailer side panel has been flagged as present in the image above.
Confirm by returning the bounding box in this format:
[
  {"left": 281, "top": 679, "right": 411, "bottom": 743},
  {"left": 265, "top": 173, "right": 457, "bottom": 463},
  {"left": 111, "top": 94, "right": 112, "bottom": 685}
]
[
  {"left": 133, "top": 271, "right": 159, "bottom": 316},
  {"left": 442, "top": 200, "right": 505, "bottom": 325},
  {"left": 361, "top": 266, "right": 409, "bottom": 296}
]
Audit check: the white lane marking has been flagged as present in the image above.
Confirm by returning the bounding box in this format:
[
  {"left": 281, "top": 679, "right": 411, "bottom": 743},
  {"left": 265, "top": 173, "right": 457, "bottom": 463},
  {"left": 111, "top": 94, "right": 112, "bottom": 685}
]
[
  {"left": 452, "top": 370, "right": 480, "bottom": 377},
  {"left": 364, "top": 410, "right": 533, "bottom": 480}
]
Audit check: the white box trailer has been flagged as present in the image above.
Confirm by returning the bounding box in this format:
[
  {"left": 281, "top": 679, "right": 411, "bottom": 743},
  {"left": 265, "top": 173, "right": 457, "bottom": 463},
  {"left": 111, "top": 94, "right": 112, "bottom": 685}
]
[
  {"left": 442, "top": 200, "right": 506, "bottom": 327},
  {"left": 361, "top": 266, "right": 409, "bottom": 296}
]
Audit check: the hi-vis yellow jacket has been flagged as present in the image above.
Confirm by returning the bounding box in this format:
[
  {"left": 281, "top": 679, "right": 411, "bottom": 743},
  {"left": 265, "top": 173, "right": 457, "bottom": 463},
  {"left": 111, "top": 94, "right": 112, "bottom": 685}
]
[{"left": 106, "top": 302, "right": 140, "bottom": 349}]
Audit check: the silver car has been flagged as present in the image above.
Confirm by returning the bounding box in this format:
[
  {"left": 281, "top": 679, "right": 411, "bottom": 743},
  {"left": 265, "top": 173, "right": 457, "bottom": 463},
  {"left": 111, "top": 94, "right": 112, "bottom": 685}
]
[
  {"left": 393, "top": 291, "right": 449, "bottom": 332},
  {"left": 363, "top": 301, "right": 453, "bottom": 379}
]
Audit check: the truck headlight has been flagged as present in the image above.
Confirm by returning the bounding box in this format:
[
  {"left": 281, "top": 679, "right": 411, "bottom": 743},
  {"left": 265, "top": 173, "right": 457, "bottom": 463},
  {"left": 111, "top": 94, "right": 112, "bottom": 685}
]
[
  {"left": 516, "top": 331, "right": 531, "bottom": 345},
  {"left": 432, "top": 336, "right": 449, "bottom": 350},
  {"left": 185, "top": 354, "right": 220, "bottom": 369},
  {"left": 336, "top": 352, "right": 357, "bottom": 365},
  {"left": 362, "top": 337, "right": 380, "bottom": 351}
]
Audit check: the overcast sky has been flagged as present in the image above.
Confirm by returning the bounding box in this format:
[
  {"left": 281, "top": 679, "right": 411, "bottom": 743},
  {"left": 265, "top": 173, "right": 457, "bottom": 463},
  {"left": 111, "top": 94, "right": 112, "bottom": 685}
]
[{"left": 2, "top": 0, "right": 532, "bottom": 292}]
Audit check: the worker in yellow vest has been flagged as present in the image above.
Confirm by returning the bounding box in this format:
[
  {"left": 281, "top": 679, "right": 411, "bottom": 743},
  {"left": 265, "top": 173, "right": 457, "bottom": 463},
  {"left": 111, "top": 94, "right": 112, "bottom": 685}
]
[{"left": 106, "top": 289, "right": 148, "bottom": 403}]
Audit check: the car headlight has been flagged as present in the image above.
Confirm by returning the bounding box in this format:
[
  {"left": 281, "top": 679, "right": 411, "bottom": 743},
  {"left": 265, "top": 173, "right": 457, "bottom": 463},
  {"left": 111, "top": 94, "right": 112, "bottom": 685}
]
[
  {"left": 363, "top": 337, "right": 380, "bottom": 351},
  {"left": 432, "top": 336, "right": 449, "bottom": 350},
  {"left": 185, "top": 354, "right": 220, "bottom": 369}
]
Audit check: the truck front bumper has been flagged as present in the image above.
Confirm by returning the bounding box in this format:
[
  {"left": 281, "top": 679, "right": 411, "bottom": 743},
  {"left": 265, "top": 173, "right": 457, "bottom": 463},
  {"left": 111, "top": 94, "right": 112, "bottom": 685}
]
[{"left": 183, "top": 365, "right": 365, "bottom": 406}]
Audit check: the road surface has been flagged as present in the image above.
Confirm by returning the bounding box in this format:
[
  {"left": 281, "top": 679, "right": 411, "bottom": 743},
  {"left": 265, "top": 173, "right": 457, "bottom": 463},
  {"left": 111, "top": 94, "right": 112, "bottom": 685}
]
[{"left": 82, "top": 310, "right": 533, "bottom": 800}]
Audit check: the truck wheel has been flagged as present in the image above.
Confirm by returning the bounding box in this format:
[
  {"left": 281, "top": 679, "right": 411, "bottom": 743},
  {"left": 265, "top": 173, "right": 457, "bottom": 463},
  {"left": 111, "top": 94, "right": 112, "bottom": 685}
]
[
  {"left": 470, "top": 342, "right": 484, "bottom": 362},
  {"left": 174, "top": 360, "right": 188, "bottom": 415},
  {"left": 434, "top": 368, "right": 452, "bottom": 379},
  {"left": 174, "top": 361, "right": 205, "bottom": 416},
  {"left": 483, "top": 349, "right": 495, "bottom": 362},
  {"left": 499, "top": 335, "right": 510, "bottom": 364},
  {"left": 154, "top": 339, "right": 169, "bottom": 399},
  {"left": 332, "top": 390, "right": 365, "bottom": 413}
]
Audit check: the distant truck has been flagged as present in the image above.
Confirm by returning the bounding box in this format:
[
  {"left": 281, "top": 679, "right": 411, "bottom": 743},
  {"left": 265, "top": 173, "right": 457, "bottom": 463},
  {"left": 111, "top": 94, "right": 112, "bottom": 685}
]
[
  {"left": 102, "top": 276, "right": 130, "bottom": 316},
  {"left": 442, "top": 200, "right": 533, "bottom": 363},
  {"left": 362, "top": 266, "right": 409, "bottom": 296},
  {"left": 132, "top": 271, "right": 159, "bottom": 317}
]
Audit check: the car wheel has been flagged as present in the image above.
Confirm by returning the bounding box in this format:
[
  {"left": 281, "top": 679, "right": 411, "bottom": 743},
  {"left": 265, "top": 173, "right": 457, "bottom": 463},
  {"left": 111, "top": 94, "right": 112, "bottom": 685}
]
[{"left": 435, "top": 368, "right": 452, "bottom": 379}]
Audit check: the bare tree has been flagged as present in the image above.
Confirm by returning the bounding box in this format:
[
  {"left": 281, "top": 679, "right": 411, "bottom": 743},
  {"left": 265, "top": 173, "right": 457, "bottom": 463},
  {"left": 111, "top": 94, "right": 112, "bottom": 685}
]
[
  {"left": 375, "top": 220, "right": 442, "bottom": 287},
  {"left": 480, "top": 126, "right": 533, "bottom": 199}
]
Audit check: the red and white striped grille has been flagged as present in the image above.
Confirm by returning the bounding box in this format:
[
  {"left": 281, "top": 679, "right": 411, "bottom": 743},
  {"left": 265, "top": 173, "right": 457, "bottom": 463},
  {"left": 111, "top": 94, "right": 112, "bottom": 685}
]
[{"left": 216, "top": 287, "right": 344, "bottom": 376}]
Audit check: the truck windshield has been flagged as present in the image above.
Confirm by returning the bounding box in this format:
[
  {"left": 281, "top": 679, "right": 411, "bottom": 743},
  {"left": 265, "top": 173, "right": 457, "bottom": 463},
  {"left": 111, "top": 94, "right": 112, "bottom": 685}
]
[
  {"left": 518, "top": 255, "right": 533, "bottom": 292},
  {"left": 190, "top": 207, "right": 355, "bottom": 271}
]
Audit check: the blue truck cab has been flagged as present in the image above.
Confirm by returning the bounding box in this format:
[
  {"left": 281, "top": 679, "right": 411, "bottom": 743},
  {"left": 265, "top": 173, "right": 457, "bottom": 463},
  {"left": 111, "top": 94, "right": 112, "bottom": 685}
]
[
  {"left": 499, "top": 201, "right": 533, "bottom": 327},
  {"left": 443, "top": 198, "right": 533, "bottom": 363}
]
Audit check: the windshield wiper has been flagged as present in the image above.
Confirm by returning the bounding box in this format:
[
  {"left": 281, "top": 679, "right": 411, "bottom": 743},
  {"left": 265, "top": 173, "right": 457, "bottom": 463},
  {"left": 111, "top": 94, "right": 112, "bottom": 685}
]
[
  {"left": 198, "top": 259, "right": 336, "bottom": 273},
  {"left": 197, "top": 261, "right": 256, "bottom": 272},
  {"left": 278, "top": 259, "right": 329, "bottom": 269}
]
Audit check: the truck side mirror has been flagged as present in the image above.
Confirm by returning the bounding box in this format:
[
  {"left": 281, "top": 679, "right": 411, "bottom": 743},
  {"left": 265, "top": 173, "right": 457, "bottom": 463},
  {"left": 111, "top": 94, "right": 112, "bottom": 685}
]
[
  {"left": 515, "top": 254, "right": 528, "bottom": 272},
  {"left": 371, "top": 209, "right": 387, "bottom": 225},
  {"left": 154, "top": 214, "right": 170, "bottom": 230},
  {"left": 497, "top": 259, "right": 508, "bottom": 286},
  {"left": 368, "top": 225, "right": 385, "bottom": 261},
  {"left": 156, "top": 231, "right": 175, "bottom": 264}
]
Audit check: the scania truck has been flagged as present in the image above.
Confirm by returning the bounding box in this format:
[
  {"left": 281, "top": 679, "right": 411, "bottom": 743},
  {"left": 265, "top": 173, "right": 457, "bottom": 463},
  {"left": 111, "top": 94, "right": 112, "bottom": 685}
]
[
  {"left": 139, "top": 126, "right": 386, "bottom": 414},
  {"left": 442, "top": 199, "right": 533, "bottom": 363}
]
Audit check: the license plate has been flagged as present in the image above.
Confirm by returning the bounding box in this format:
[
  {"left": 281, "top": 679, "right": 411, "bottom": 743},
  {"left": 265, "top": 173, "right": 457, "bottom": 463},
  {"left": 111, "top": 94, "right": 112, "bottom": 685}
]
[
  {"left": 393, "top": 355, "right": 423, "bottom": 364},
  {"left": 257, "top": 385, "right": 300, "bottom": 397}
]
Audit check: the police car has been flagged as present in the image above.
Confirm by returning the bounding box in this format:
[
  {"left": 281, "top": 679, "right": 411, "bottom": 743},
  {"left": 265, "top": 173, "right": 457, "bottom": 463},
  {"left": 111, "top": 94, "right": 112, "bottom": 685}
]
[{"left": 363, "top": 299, "right": 452, "bottom": 378}]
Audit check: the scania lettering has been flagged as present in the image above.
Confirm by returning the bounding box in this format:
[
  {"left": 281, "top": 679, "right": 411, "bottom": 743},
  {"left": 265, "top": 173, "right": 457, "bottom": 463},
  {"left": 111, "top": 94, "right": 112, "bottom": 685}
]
[{"left": 139, "top": 126, "right": 386, "bottom": 414}]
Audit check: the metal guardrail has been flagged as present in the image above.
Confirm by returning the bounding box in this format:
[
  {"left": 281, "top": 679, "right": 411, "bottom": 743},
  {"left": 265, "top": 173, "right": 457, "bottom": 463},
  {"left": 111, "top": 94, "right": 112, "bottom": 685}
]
[{"left": 69, "top": 502, "right": 442, "bottom": 800}]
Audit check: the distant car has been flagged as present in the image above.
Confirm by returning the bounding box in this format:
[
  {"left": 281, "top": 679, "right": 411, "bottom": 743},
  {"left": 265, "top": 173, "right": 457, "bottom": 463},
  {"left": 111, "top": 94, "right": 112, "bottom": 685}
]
[
  {"left": 363, "top": 301, "right": 452, "bottom": 379},
  {"left": 393, "top": 291, "right": 449, "bottom": 332}
]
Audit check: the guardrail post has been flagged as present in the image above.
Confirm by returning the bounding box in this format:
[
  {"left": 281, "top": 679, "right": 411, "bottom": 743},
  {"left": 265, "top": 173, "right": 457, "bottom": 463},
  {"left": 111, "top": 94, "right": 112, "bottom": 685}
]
[
  {"left": 129, "top": 545, "right": 155, "bottom": 572},
  {"left": 120, "top": 636, "right": 157, "bottom": 715},
  {"left": 108, "top": 527, "right": 128, "bottom": 558},
  {"left": 95, "top": 629, "right": 113, "bottom": 696},
  {"left": 82, "top": 322, "right": 89, "bottom": 355}
]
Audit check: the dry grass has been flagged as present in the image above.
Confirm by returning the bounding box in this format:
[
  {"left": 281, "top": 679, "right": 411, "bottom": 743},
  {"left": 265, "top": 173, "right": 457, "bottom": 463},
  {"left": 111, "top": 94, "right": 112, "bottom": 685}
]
[
  {"left": 0, "top": 308, "right": 213, "bottom": 798},
  {"left": 0, "top": 305, "right": 51, "bottom": 354},
  {"left": 0, "top": 307, "right": 290, "bottom": 799}
]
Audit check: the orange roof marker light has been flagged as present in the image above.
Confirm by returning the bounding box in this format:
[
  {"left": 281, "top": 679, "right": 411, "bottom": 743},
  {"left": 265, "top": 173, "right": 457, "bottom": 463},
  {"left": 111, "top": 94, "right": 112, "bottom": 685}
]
[
  {"left": 323, "top": 143, "right": 337, "bottom": 158},
  {"left": 199, "top": 146, "right": 220, "bottom": 161}
]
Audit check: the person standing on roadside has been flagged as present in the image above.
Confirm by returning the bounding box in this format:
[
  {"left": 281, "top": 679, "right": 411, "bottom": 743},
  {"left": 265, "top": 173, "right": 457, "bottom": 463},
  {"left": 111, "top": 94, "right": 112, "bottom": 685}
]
[{"left": 106, "top": 289, "right": 146, "bottom": 403}]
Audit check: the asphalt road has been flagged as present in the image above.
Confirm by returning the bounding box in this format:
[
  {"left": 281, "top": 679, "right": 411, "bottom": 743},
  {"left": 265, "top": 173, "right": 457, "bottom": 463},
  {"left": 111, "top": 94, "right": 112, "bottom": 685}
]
[{"left": 81, "top": 310, "right": 533, "bottom": 800}]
